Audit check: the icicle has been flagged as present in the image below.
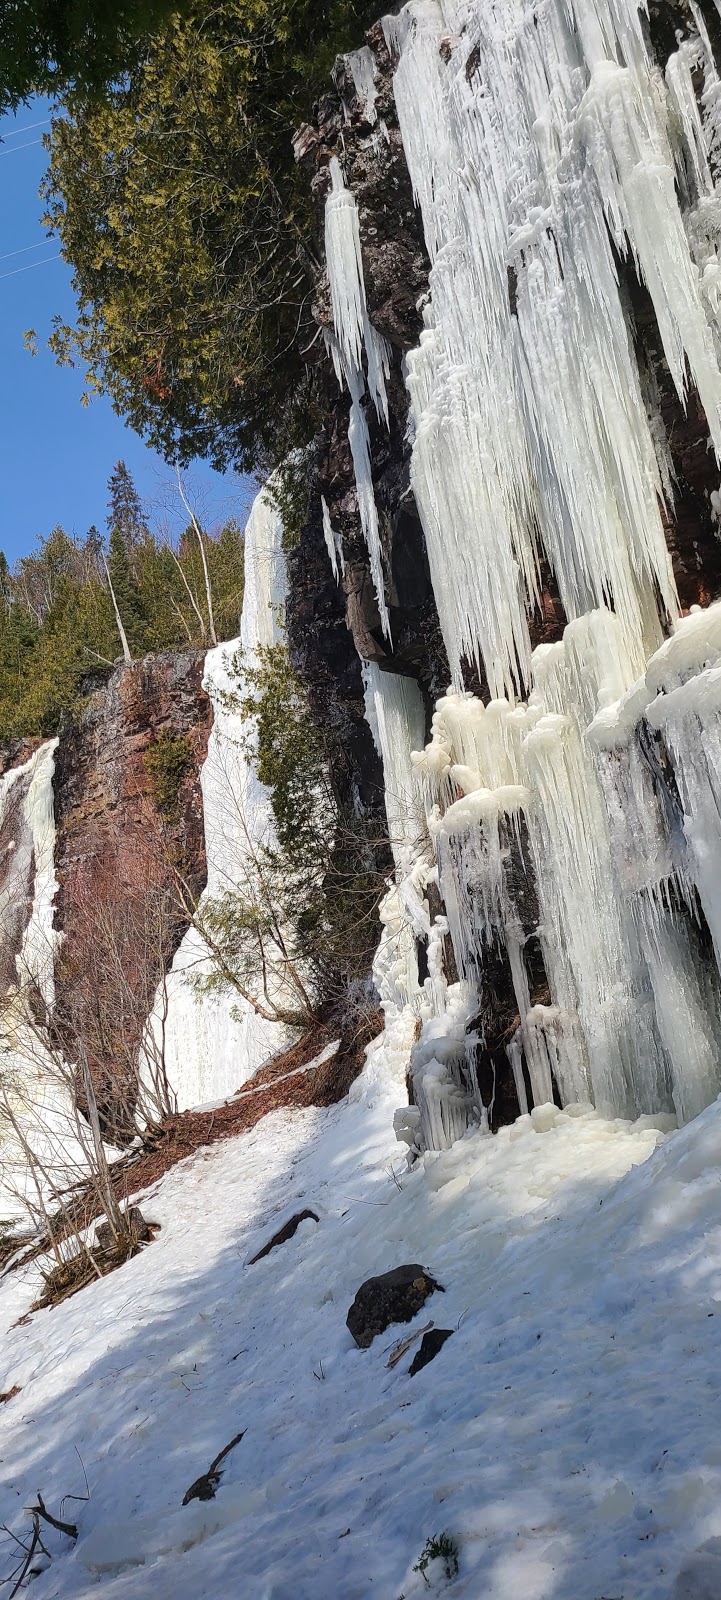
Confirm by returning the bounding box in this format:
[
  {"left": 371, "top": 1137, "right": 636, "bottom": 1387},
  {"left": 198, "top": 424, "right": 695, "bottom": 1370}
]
[
  {"left": 363, "top": 662, "right": 426, "bottom": 874},
  {"left": 580, "top": 60, "right": 721, "bottom": 458},
  {"left": 321, "top": 495, "right": 345, "bottom": 582},
  {"left": 324, "top": 158, "right": 392, "bottom": 631},
  {"left": 348, "top": 382, "right": 391, "bottom": 638},
  {"left": 506, "top": 1029, "right": 529, "bottom": 1117}
]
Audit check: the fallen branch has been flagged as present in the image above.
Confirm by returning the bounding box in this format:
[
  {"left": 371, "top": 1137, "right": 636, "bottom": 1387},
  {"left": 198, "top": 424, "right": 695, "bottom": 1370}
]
[
  {"left": 7, "top": 1518, "right": 41, "bottom": 1598},
  {"left": 26, "top": 1493, "right": 77, "bottom": 1540},
  {"left": 182, "top": 1431, "right": 245, "bottom": 1505},
  {"left": 386, "top": 1320, "right": 434, "bottom": 1370}
]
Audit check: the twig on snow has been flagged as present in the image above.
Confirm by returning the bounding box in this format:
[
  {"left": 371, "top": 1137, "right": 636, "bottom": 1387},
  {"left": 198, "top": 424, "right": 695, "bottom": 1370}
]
[{"left": 182, "top": 1431, "right": 246, "bottom": 1505}]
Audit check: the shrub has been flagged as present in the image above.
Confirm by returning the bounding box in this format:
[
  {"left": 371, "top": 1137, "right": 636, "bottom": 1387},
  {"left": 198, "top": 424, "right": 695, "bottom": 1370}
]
[{"left": 144, "top": 728, "right": 194, "bottom": 818}]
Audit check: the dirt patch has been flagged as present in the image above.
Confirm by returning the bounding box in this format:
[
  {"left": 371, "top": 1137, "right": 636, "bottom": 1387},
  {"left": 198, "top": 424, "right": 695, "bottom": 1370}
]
[{"left": 112, "top": 1009, "right": 382, "bottom": 1201}]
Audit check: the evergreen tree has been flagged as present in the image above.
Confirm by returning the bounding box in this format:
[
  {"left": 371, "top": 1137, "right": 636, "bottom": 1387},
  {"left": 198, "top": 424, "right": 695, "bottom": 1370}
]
[
  {"left": 107, "top": 461, "right": 149, "bottom": 556},
  {"left": 107, "top": 523, "right": 147, "bottom": 653},
  {"left": 42, "top": 0, "right": 381, "bottom": 472},
  {"left": 0, "top": 491, "right": 244, "bottom": 741},
  {"left": 0, "top": 0, "right": 187, "bottom": 111}
]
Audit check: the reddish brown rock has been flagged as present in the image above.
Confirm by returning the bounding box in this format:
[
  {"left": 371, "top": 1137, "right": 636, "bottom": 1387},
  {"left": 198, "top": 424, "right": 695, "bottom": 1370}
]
[{"left": 51, "top": 648, "right": 212, "bottom": 1134}]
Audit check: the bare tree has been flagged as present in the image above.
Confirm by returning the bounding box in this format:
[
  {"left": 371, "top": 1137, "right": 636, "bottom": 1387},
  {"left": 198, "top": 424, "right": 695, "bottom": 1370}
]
[
  {"left": 175, "top": 467, "right": 217, "bottom": 646},
  {"left": 102, "top": 552, "right": 132, "bottom": 665}
]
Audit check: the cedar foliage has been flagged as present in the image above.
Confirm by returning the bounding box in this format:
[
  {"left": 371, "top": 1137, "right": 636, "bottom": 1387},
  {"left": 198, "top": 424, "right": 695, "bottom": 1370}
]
[
  {"left": 0, "top": 0, "right": 187, "bottom": 110},
  {"left": 41, "top": 0, "right": 381, "bottom": 473},
  {"left": 0, "top": 462, "right": 244, "bottom": 741},
  {"left": 196, "top": 642, "right": 390, "bottom": 1018}
]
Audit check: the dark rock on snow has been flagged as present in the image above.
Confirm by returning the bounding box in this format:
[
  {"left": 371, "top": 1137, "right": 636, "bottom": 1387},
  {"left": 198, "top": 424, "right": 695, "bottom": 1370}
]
[
  {"left": 346, "top": 1264, "right": 444, "bottom": 1349},
  {"left": 248, "top": 1209, "right": 319, "bottom": 1265},
  {"left": 408, "top": 1327, "right": 454, "bottom": 1376}
]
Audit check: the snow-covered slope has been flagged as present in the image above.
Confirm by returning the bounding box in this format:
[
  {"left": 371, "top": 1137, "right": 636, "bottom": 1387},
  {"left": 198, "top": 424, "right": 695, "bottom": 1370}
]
[{"left": 2, "top": 1044, "right": 720, "bottom": 1599}]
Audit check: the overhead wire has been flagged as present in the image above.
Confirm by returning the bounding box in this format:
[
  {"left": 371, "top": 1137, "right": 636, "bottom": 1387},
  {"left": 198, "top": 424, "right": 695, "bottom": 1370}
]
[
  {"left": 0, "top": 252, "right": 62, "bottom": 280},
  {"left": 0, "top": 240, "right": 55, "bottom": 264},
  {"left": 0, "top": 118, "right": 50, "bottom": 139}
]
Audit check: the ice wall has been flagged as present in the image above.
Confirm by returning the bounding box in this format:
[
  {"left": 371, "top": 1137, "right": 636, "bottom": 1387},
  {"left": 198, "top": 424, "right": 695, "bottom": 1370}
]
[
  {"left": 0, "top": 739, "right": 77, "bottom": 1217},
  {"left": 330, "top": 0, "right": 721, "bottom": 1147},
  {"left": 0, "top": 740, "right": 60, "bottom": 1012},
  {"left": 156, "top": 485, "right": 291, "bottom": 1111}
]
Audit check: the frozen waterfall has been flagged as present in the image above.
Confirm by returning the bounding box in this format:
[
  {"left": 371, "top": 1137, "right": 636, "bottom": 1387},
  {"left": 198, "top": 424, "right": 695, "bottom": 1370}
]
[
  {"left": 154, "top": 483, "right": 291, "bottom": 1110},
  {"left": 330, "top": 0, "right": 721, "bottom": 1149}
]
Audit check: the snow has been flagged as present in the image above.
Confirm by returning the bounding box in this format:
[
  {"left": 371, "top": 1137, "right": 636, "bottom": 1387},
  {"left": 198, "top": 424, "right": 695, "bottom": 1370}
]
[{"left": 3, "top": 1041, "right": 721, "bottom": 1598}]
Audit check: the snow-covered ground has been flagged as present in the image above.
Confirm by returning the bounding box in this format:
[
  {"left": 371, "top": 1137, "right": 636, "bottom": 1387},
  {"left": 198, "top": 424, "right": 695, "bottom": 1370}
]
[{"left": 2, "top": 1041, "right": 721, "bottom": 1600}]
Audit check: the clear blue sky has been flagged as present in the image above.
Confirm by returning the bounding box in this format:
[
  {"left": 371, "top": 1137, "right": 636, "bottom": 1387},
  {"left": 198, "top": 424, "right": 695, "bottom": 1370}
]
[{"left": 0, "top": 99, "right": 255, "bottom": 565}]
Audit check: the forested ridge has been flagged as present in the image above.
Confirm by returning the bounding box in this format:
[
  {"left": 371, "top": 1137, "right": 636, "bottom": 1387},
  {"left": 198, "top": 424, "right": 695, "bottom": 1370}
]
[
  {"left": 0, "top": 461, "right": 244, "bottom": 740},
  {"left": 1, "top": 0, "right": 379, "bottom": 737}
]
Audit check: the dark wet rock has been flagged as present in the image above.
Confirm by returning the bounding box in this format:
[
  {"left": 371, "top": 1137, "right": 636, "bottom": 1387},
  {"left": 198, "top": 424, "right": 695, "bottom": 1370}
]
[
  {"left": 248, "top": 1209, "right": 319, "bottom": 1265},
  {"left": 346, "top": 1264, "right": 444, "bottom": 1348},
  {"left": 408, "top": 1327, "right": 454, "bottom": 1375}
]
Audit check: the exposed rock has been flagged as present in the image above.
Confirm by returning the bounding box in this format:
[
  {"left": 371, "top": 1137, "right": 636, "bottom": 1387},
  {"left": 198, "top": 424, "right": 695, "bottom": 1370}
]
[
  {"left": 408, "top": 1327, "right": 454, "bottom": 1376},
  {"left": 51, "top": 649, "right": 212, "bottom": 1134},
  {"left": 95, "top": 1206, "right": 152, "bottom": 1252},
  {"left": 248, "top": 1209, "right": 319, "bottom": 1265},
  {"left": 346, "top": 1263, "right": 444, "bottom": 1348}
]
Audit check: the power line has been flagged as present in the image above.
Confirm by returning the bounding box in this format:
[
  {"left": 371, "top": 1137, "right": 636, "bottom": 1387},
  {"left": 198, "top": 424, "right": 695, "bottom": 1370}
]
[
  {"left": 1, "top": 118, "right": 49, "bottom": 139},
  {"left": 0, "top": 239, "right": 54, "bottom": 264},
  {"left": 0, "top": 139, "right": 43, "bottom": 157},
  {"left": 0, "top": 252, "right": 61, "bottom": 280}
]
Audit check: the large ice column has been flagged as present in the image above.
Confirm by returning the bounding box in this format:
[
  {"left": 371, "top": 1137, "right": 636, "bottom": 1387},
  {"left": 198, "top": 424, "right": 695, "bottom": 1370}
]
[
  {"left": 0, "top": 739, "right": 79, "bottom": 1221},
  {"left": 158, "top": 485, "right": 291, "bottom": 1110},
  {"left": 367, "top": 0, "right": 721, "bottom": 1142}
]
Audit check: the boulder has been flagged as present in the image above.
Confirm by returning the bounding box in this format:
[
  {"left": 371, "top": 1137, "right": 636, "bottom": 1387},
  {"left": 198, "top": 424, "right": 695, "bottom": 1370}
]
[
  {"left": 95, "top": 1206, "right": 151, "bottom": 1253},
  {"left": 346, "top": 1264, "right": 443, "bottom": 1349}
]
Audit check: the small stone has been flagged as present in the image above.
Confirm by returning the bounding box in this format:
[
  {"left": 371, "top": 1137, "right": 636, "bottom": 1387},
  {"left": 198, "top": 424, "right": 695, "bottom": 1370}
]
[{"left": 409, "top": 1328, "right": 454, "bottom": 1375}]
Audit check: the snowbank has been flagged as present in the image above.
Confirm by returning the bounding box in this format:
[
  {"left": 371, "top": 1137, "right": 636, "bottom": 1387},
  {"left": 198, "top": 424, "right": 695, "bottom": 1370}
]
[{"left": 2, "top": 1040, "right": 720, "bottom": 1598}]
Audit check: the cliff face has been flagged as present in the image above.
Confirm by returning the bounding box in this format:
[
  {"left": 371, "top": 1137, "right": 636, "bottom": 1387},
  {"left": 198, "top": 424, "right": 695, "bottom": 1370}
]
[
  {"left": 50, "top": 650, "right": 212, "bottom": 1129},
  {"left": 288, "top": 23, "right": 446, "bottom": 764}
]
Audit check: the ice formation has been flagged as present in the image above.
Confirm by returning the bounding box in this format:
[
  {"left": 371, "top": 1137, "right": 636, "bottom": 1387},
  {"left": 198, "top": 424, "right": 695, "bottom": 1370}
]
[
  {"left": 324, "top": 157, "right": 392, "bottom": 635},
  {"left": 0, "top": 739, "right": 60, "bottom": 1012},
  {"left": 155, "top": 484, "right": 292, "bottom": 1110},
  {"left": 0, "top": 739, "right": 84, "bottom": 1217},
  {"left": 327, "top": 0, "right": 721, "bottom": 1149}
]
